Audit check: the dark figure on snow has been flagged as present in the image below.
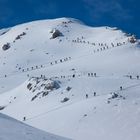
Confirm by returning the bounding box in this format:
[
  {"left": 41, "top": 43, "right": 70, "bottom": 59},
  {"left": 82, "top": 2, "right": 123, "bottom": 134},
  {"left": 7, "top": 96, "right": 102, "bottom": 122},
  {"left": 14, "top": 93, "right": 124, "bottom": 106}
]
[
  {"left": 111, "top": 43, "right": 114, "bottom": 47},
  {"left": 94, "top": 73, "right": 96, "bottom": 77},
  {"left": 137, "top": 75, "right": 139, "bottom": 80},
  {"left": 86, "top": 94, "right": 88, "bottom": 98},
  {"left": 72, "top": 74, "right": 75, "bottom": 78},
  {"left": 23, "top": 117, "right": 26, "bottom": 121},
  {"left": 94, "top": 92, "right": 96, "bottom": 96},
  {"left": 107, "top": 100, "right": 110, "bottom": 104},
  {"left": 120, "top": 86, "right": 123, "bottom": 91},
  {"left": 130, "top": 75, "right": 132, "bottom": 79}
]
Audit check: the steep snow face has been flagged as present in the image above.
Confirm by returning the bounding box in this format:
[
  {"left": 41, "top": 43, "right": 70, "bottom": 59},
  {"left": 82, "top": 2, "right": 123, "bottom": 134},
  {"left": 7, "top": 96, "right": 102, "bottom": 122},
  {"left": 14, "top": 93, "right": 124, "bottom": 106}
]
[
  {"left": 0, "top": 17, "right": 140, "bottom": 140},
  {"left": 0, "top": 113, "right": 70, "bottom": 140},
  {"left": 0, "top": 17, "right": 136, "bottom": 93}
]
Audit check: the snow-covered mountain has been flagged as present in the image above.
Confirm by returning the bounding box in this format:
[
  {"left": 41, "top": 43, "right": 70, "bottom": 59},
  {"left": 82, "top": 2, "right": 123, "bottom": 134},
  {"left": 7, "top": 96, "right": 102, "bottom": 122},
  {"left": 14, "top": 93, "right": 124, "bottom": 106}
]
[
  {"left": 0, "top": 113, "right": 69, "bottom": 140},
  {"left": 0, "top": 17, "right": 140, "bottom": 140}
]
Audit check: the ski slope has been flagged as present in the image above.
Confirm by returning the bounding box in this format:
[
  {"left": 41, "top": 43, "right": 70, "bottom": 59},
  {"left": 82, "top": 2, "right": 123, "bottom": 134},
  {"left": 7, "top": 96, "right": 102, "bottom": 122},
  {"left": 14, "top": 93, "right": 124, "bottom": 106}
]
[
  {"left": 0, "top": 17, "right": 140, "bottom": 140},
  {"left": 0, "top": 113, "right": 70, "bottom": 140}
]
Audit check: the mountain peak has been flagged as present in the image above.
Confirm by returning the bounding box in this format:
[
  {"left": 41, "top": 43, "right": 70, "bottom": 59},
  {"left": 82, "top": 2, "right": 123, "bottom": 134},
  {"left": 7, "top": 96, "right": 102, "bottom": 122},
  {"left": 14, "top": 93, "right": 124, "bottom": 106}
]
[{"left": 0, "top": 17, "right": 140, "bottom": 140}]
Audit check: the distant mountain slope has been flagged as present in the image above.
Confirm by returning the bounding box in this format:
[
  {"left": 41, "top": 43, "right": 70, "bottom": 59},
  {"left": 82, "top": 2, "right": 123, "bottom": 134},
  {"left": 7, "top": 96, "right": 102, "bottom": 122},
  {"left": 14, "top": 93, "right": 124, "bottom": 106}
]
[{"left": 0, "top": 17, "right": 140, "bottom": 140}]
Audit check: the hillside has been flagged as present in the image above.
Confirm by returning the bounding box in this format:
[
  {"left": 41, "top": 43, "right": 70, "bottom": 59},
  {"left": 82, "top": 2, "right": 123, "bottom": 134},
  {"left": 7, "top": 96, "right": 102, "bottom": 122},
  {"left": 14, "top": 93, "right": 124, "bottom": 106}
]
[
  {"left": 0, "top": 17, "right": 140, "bottom": 140},
  {"left": 0, "top": 113, "right": 70, "bottom": 140}
]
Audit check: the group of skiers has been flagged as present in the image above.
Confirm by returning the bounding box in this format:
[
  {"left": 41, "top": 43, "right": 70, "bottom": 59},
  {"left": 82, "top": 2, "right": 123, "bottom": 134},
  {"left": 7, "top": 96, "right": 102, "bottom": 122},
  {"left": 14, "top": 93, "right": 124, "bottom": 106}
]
[
  {"left": 50, "top": 57, "right": 71, "bottom": 65},
  {"left": 129, "top": 75, "right": 139, "bottom": 80},
  {"left": 72, "top": 37, "right": 126, "bottom": 48},
  {"left": 88, "top": 73, "right": 97, "bottom": 77},
  {"left": 86, "top": 92, "right": 96, "bottom": 99},
  {"left": 21, "top": 57, "right": 72, "bottom": 73}
]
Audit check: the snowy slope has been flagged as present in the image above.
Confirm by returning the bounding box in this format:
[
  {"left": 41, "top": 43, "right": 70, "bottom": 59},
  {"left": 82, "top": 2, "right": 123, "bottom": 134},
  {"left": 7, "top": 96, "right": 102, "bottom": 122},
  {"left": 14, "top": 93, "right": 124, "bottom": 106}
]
[
  {"left": 0, "top": 113, "right": 70, "bottom": 140},
  {"left": 0, "top": 17, "right": 140, "bottom": 140}
]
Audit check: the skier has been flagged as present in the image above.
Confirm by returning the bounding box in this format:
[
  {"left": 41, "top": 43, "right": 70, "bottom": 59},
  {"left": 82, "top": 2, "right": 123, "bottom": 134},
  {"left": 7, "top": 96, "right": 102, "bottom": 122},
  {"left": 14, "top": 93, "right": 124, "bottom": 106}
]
[
  {"left": 137, "top": 75, "right": 139, "bottom": 80},
  {"left": 107, "top": 100, "right": 110, "bottom": 104},
  {"left": 111, "top": 43, "right": 114, "bottom": 47},
  {"left": 72, "top": 74, "right": 75, "bottom": 78},
  {"left": 23, "top": 117, "right": 26, "bottom": 121},
  {"left": 94, "top": 73, "right": 96, "bottom": 77},
  {"left": 120, "top": 86, "right": 123, "bottom": 91},
  {"left": 94, "top": 92, "right": 96, "bottom": 96},
  {"left": 86, "top": 94, "right": 88, "bottom": 98}
]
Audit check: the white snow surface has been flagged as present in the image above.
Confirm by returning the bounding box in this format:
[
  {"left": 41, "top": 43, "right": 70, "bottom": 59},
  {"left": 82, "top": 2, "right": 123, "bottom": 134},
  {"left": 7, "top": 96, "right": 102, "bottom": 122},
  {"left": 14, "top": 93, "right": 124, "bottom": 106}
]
[
  {"left": 0, "top": 113, "right": 70, "bottom": 140},
  {"left": 0, "top": 17, "right": 140, "bottom": 140}
]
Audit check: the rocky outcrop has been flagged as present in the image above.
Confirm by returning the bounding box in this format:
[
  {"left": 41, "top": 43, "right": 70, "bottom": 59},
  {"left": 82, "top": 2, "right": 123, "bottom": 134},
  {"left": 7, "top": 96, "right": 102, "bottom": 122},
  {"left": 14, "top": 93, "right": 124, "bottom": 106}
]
[
  {"left": 2, "top": 43, "right": 11, "bottom": 51},
  {"left": 50, "top": 29, "right": 63, "bottom": 39}
]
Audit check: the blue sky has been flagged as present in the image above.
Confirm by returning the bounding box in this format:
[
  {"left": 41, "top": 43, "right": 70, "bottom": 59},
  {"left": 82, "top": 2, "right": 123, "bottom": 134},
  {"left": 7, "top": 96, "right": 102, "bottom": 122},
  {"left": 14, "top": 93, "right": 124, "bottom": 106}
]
[{"left": 0, "top": 0, "right": 140, "bottom": 37}]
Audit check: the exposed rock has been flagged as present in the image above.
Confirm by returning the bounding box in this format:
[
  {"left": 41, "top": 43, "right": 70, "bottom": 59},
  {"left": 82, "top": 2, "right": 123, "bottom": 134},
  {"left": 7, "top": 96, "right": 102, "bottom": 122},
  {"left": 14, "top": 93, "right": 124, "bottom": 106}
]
[
  {"left": 0, "top": 106, "right": 5, "bottom": 110},
  {"left": 50, "top": 29, "right": 63, "bottom": 39},
  {"left": 27, "top": 77, "right": 61, "bottom": 101},
  {"left": 129, "top": 35, "right": 137, "bottom": 43},
  {"left": 15, "top": 32, "right": 26, "bottom": 40},
  {"left": 2, "top": 43, "right": 11, "bottom": 51},
  {"left": 27, "top": 83, "right": 32, "bottom": 90},
  {"left": 108, "top": 92, "right": 118, "bottom": 99},
  {"left": 61, "top": 97, "right": 69, "bottom": 103}
]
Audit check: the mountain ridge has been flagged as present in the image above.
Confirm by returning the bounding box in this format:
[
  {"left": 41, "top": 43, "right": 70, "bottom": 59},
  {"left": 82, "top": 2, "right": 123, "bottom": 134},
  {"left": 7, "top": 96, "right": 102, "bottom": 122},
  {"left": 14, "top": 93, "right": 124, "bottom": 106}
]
[{"left": 0, "top": 17, "right": 140, "bottom": 140}]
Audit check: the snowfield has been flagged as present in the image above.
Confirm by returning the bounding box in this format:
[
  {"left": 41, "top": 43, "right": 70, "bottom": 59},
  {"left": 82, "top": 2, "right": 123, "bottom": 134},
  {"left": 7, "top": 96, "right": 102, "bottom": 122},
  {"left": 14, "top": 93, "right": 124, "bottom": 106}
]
[
  {"left": 0, "top": 17, "right": 140, "bottom": 140},
  {"left": 0, "top": 113, "right": 70, "bottom": 140}
]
